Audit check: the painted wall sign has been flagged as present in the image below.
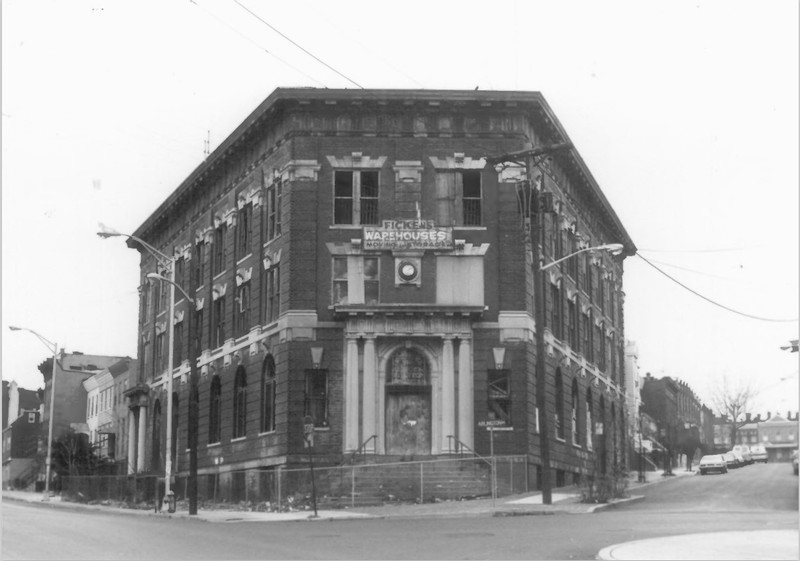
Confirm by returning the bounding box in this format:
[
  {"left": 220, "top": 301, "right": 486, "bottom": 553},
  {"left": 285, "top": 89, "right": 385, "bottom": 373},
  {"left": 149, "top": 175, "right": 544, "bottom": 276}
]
[{"left": 363, "top": 220, "right": 453, "bottom": 250}]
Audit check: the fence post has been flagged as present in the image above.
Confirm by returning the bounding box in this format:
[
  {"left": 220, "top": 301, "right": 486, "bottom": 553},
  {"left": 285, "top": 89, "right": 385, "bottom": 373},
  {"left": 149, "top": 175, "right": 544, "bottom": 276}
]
[
  {"left": 419, "top": 463, "right": 424, "bottom": 504},
  {"left": 277, "top": 466, "right": 282, "bottom": 511},
  {"left": 351, "top": 467, "right": 356, "bottom": 509}
]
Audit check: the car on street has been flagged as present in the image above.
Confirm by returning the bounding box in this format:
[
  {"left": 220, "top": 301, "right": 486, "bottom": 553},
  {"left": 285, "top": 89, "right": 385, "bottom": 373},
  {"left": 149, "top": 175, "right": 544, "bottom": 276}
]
[
  {"left": 729, "top": 450, "right": 747, "bottom": 467},
  {"left": 698, "top": 454, "right": 728, "bottom": 475},
  {"left": 732, "top": 445, "right": 753, "bottom": 465},
  {"left": 721, "top": 452, "right": 739, "bottom": 469},
  {"left": 749, "top": 444, "right": 768, "bottom": 463},
  {"left": 792, "top": 450, "right": 798, "bottom": 475}
]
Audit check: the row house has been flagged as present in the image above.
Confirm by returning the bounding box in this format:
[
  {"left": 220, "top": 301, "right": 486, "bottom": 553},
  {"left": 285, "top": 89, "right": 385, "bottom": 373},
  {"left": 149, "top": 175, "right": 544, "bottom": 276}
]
[{"left": 127, "top": 88, "right": 635, "bottom": 498}]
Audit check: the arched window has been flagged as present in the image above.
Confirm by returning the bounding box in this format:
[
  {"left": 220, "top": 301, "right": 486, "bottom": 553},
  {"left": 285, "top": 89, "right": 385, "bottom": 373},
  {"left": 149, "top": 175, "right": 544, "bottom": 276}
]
[
  {"left": 233, "top": 366, "right": 247, "bottom": 439},
  {"left": 151, "top": 399, "right": 162, "bottom": 472},
  {"left": 586, "top": 388, "right": 593, "bottom": 451},
  {"left": 171, "top": 393, "right": 179, "bottom": 467},
  {"left": 571, "top": 379, "right": 580, "bottom": 446},
  {"left": 261, "top": 355, "right": 276, "bottom": 433},
  {"left": 555, "top": 369, "right": 564, "bottom": 440},
  {"left": 209, "top": 376, "right": 221, "bottom": 444},
  {"left": 611, "top": 403, "right": 617, "bottom": 468},
  {"left": 387, "top": 347, "right": 429, "bottom": 385}
]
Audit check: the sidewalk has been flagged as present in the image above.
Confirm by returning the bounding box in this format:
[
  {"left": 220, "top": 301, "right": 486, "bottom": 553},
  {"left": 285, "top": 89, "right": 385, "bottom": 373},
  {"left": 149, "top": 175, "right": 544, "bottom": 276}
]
[{"left": 1, "top": 468, "right": 686, "bottom": 523}]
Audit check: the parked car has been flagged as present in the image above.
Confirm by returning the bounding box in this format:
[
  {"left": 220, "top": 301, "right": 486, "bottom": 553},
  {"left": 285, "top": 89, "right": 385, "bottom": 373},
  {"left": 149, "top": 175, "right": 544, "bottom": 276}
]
[
  {"left": 698, "top": 454, "right": 728, "bottom": 475},
  {"left": 732, "top": 445, "right": 753, "bottom": 465},
  {"left": 792, "top": 450, "right": 798, "bottom": 475},
  {"left": 750, "top": 445, "right": 768, "bottom": 463},
  {"left": 729, "top": 449, "right": 747, "bottom": 467},
  {"left": 721, "top": 452, "right": 739, "bottom": 469}
]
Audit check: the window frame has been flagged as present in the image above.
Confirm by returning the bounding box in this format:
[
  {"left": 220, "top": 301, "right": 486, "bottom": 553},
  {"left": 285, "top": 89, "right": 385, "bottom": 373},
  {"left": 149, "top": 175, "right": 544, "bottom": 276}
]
[
  {"left": 333, "top": 170, "right": 380, "bottom": 226},
  {"left": 487, "top": 369, "right": 512, "bottom": 427},
  {"left": 260, "top": 356, "right": 277, "bottom": 434},
  {"left": 304, "top": 369, "right": 329, "bottom": 428},
  {"left": 208, "top": 375, "right": 222, "bottom": 444},
  {"left": 233, "top": 367, "right": 247, "bottom": 439}
]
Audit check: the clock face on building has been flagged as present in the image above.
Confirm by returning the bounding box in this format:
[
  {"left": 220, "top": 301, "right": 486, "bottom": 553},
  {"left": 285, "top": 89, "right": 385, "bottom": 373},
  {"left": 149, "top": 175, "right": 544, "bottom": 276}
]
[{"left": 398, "top": 261, "right": 419, "bottom": 282}]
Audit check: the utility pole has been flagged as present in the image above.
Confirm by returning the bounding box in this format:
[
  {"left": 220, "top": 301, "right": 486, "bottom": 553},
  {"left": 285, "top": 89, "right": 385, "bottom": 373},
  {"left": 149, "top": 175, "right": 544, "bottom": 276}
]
[
  {"left": 187, "top": 249, "right": 199, "bottom": 515},
  {"left": 486, "top": 142, "right": 571, "bottom": 505}
]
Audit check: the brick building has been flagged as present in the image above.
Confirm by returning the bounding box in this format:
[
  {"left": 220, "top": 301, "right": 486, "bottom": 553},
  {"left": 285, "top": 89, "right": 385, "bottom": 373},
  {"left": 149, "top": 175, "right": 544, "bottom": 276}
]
[{"left": 128, "top": 89, "right": 635, "bottom": 498}]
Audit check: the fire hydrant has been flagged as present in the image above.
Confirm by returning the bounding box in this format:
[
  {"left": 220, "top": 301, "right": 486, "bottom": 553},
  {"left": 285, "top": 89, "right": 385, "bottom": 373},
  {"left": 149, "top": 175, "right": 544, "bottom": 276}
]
[{"left": 164, "top": 490, "right": 176, "bottom": 513}]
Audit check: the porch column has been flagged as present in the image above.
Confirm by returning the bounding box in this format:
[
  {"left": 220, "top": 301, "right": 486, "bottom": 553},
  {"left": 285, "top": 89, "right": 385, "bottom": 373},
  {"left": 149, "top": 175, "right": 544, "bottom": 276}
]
[
  {"left": 344, "top": 337, "right": 360, "bottom": 452},
  {"left": 458, "top": 337, "right": 474, "bottom": 450},
  {"left": 362, "top": 336, "right": 377, "bottom": 453},
  {"left": 441, "top": 337, "right": 456, "bottom": 453},
  {"left": 137, "top": 405, "right": 147, "bottom": 473},
  {"left": 127, "top": 409, "right": 137, "bottom": 474}
]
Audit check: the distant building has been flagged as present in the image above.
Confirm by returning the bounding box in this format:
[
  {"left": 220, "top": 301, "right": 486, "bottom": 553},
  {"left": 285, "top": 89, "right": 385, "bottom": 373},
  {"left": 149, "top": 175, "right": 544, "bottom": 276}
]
[
  {"left": 82, "top": 358, "right": 137, "bottom": 472},
  {"left": 1, "top": 382, "right": 42, "bottom": 489},
  {"left": 758, "top": 412, "right": 799, "bottom": 462},
  {"left": 36, "top": 352, "right": 129, "bottom": 486}
]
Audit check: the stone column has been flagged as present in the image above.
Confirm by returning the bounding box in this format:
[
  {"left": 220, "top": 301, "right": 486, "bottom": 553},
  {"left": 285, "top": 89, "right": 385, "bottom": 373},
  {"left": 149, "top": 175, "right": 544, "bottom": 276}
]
[
  {"left": 362, "top": 337, "right": 377, "bottom": 453},
  {"left": 137, "top": 405, "right": 147, "bottom": 473},
  {"left": 127, "top": 409, "right": 137, "bottom": 474},
  {"left": 458, "top": 337, "right": 474, "bottom": 450},
  {"left": 441, "top": 337, "right": 455, "bottom": 452},
  {"left": 344, "top": 338, "right": 360, "bottom": 452}
]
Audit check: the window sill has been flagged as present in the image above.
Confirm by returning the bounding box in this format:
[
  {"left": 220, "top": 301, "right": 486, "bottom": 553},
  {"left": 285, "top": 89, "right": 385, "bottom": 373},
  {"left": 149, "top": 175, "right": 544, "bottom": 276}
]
[
  {"left": 329, "top": 225, "right": 363, "bottom": 230},
  {"left": 453, "top": 226, "right": 487, "bottom": 231},
  {"left": 555, "top": 436, "right": 566, "bottom": 443},
  {"left": 313, "top": 426, "right": 331, "bottom": 432},
  {"left": 213, "top": 271, "right": 227, "bottom": 282},
  {"left": 258, "top": 430, "right": 276, "bottom": 437},
  {"left": 572, "top": 441, "right": 582, "bottom": 450},
  {"left": 231, "top": 436, "right": 246, "bottom": 443},
  {"left": 236, "top": 254, "right": 253, "bottom": 266},
  {"left": 207, "top": 442, "right": 221, "bottom": 448}
]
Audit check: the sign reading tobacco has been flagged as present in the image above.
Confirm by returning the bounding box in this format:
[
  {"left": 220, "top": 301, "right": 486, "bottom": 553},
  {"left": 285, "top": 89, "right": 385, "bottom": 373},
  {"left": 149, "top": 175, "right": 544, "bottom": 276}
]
[{"left": 363, "top": 220, "right": 453, "bottom": 250}]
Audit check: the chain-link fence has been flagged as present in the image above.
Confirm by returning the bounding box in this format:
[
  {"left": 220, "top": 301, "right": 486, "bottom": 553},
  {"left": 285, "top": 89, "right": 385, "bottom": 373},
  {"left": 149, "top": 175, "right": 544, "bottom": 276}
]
[{"left": 61, "top": 455, "right": 529, "bottom": 511}]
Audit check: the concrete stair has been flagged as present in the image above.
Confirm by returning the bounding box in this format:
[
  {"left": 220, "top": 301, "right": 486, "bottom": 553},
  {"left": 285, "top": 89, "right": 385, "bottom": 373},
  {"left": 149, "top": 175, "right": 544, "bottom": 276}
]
[{"left": 316, "top": 457, "right": 492, "bottom": 507}]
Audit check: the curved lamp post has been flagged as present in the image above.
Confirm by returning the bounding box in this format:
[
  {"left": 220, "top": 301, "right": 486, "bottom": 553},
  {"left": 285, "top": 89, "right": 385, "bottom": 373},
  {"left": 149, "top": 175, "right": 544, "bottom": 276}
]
[
  {"left": 9, "top": 325, "right": 58, "bottom": 498},
  {"left": 97, "top": 223, "right": 177, "bottom": 512},
  {"left": 540, "top": 243, "right": 624, "bottom": 272}
]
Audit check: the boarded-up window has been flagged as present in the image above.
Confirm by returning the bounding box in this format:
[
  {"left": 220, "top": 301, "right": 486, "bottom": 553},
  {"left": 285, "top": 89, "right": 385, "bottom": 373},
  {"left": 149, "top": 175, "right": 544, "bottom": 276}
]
[
  {"left": 488, "top": 369, "right": 511, "bottom": 426},
  {"left": 436, "top": 256, "right": 483, "bottom": 306},
  {"left": 435, "top": 171, "right": 481, "bottom": 226}
]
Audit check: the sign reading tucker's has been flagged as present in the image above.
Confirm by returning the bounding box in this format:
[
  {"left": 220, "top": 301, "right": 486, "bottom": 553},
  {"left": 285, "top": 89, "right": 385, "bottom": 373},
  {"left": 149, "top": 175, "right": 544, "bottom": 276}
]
[{"left": 363, "top": 220, "right": 453, "bottom": 250}]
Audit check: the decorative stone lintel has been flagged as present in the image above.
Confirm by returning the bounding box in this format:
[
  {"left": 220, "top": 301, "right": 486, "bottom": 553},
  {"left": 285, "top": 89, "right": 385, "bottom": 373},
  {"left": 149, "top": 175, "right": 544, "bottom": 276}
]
[
  {"left": 277, "top": 160, "right": 321, "bottom": 182},
  {"left": 498, "top": 311, "right": 535, "bottom": 343},
  {"left": 393, "top": 161, "right": 424, "bottom": 183}
]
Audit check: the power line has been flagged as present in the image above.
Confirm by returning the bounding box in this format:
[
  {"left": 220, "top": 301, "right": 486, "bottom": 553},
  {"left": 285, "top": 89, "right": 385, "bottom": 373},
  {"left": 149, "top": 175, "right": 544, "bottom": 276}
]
[
  {"left": 636, "top": 253, "right": 798, "bottom": 323},
  {"left": 232, "top": 0, "right": 365, "bottom": 89},
  {"left": 190, "top": 0, "right": 327, "bottom": 87},
  {"left": 637, "top": 245, "right": 764, "bottom": 253}
]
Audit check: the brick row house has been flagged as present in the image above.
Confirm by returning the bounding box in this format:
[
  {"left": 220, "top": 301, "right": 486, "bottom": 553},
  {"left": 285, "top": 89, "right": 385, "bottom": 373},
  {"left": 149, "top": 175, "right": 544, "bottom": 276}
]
[{"left": 127, "top": 89, "right": 635, "bottom": 499}]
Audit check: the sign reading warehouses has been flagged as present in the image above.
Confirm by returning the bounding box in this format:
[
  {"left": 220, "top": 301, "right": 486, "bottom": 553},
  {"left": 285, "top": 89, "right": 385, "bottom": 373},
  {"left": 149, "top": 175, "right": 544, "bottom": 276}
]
[{"left": 363, "top": 220, "right": 453, "bottom": 251}]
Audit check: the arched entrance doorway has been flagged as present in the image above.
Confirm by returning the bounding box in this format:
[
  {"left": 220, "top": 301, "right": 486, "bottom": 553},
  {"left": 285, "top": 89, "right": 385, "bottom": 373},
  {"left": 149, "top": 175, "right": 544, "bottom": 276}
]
[{"left": 385, "top": 347, "right": 431, "bottom": 455}]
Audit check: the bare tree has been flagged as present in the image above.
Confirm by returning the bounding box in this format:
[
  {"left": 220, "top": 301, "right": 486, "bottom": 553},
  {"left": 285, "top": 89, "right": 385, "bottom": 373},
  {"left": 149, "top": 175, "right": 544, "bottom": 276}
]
[{"left": 710, "top": 376, "right": 757, "bottom": 447}]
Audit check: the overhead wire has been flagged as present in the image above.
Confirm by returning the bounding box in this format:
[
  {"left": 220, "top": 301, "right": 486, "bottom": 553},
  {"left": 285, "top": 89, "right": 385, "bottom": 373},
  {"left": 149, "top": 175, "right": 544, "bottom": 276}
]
[
  {"left": 635, "top": 253, "right": 798, "bottom": 323},
  {"left": 232, "top": 0, "right": 365, "bottom": 89},
  {"left": 190, "top": 0, "right": 327, "bottom": 87}
]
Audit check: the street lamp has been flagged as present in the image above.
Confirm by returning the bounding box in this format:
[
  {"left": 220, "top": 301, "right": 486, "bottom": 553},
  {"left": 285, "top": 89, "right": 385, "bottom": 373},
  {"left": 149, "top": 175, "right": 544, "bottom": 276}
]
[
  {"left": 9, "top": 326, "right": 59, "bottom": 498},
  {"left": 487, "top": 143, "right": 625, "bottom": 505},
  {"left": 98, "top": 223, "right": 178, "bottom": 512}
]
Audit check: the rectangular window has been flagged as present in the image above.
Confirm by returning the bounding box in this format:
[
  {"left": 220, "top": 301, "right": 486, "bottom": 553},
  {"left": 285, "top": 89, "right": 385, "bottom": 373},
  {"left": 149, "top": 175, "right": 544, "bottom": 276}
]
[
  {"left": 174, "top": 257, "right": 185, "bottom": 296},
  {"left": 194, "top": 308, "right": 204, "bottom": 351},
  {"left": 568, "top": 299, "right": 578, "bottom": 349},
  {"left": 550, "top": 283, "right": 562, "bottom": 339},
  {"left": 173, "top": 321, "right": 184, "bottom": 368},
  {"left": 583, "top": 253, "right": 592, "bottom": 295},
  {"left": 195, "top": 241, "right": 207, "bottom": 288},
  {"left": 331, "top": 257, "right": 380, "bottom": 306},
  {"left": 266, "top": 181, "right": 282, "bottom": 242},
  {"left": 599, "top": 326, "right": 607, "bottom": 371},
  {"left": 435, "top": 171, "right": 482, "bottom": 226},
  {"left": 236, "top": 203, "right": 252, "bottom": 261},
  {"left": 235, "top": 283, "right": 251, "bottom": 337},
  {"left": 364, "top": 257, "right": 379, "bottom": 305},
  {"left": 487, "top": 369, "right": 511, "bottom": 426},
  {"left": 567, "top": 236, "right": 578, "bottom": 279},
  {"left": 596, "top": 267, "right": 604, "bottom": 312},
  {"left": 263, "top": 265, "right": 280, "bottom": 324},
  {"left": 155, "top": 332, "right": 166, "bottom": 373},
  {"left": 582, "top": 311, "right": 593, "bottom": 361},
  {"left": 332, "top": 257, "right": 349, "bottom": 305},
  {"left": 334, "top": 170, "right": 380, "bottom": 225},
  {"left": 212, "top": 296, "right": 226, "bottom": 348},
  {"left": 304, "top": 369, "right": 329, "bottom": 427},
  {"left": 212, "top": 224, "right": 227, "bottom": 277}
]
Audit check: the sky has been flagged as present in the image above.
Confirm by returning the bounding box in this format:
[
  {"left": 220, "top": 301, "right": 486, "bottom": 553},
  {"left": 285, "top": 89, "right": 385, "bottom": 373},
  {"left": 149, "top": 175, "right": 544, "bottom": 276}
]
[{"left": 2, "top": 0, "right": 798, "bottom": 417}]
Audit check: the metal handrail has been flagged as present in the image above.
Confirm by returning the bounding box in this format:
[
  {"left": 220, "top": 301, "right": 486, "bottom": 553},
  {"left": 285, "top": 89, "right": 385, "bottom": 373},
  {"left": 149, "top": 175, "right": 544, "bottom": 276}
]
[
  {"left": 348, "top": 434, "right": 378, "bottom": 464},
  {"left": 446, "top": 435, "right": 491, "bottom": 467}
]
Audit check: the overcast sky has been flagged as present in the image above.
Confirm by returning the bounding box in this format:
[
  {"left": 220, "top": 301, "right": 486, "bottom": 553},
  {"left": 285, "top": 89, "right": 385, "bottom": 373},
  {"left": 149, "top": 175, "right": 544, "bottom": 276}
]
[{"left": 3, "top": 0, "right": 798, "bottom": 417}]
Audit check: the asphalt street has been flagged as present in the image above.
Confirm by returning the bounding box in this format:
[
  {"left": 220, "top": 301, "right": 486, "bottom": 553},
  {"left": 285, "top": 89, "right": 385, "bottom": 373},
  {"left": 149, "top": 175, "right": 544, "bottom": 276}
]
[{"left": 2, "top": 462, "right": 797, "bottom": 560}]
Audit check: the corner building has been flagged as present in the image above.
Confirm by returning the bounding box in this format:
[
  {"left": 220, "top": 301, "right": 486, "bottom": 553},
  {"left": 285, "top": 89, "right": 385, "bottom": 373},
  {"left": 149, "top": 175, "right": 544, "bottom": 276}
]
[{"left": 130, "top": 89, "right": 636, "bottom": 497}]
